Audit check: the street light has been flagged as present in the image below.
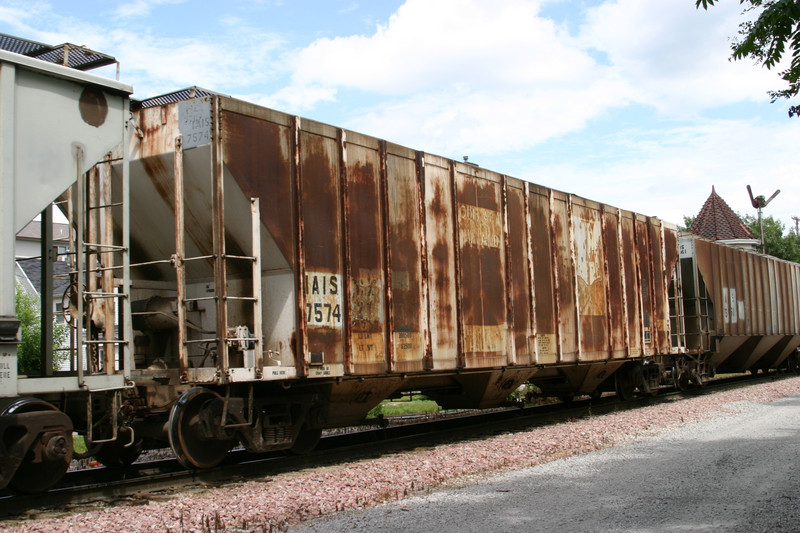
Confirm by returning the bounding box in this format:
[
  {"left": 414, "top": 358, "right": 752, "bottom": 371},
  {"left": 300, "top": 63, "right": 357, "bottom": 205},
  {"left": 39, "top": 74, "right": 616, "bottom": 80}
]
[{"left": 747, "top": 185, "right": 780, "bottom": 254}]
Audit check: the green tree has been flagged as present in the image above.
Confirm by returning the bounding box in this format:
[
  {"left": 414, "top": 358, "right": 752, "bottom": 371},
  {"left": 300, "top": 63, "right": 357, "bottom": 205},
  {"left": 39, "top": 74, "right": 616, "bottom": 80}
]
[
  {"left": 15, "top": 283, "right": 69, "bottom": 374},
  {"left": 696, "top": 0, "right": 800, "bottom": 117},
  {"left": 680, "top": 215, "right": 697, "bottom": 231},
  {"left": 741, "top": 213, "right": 800, "bottom": 260}
]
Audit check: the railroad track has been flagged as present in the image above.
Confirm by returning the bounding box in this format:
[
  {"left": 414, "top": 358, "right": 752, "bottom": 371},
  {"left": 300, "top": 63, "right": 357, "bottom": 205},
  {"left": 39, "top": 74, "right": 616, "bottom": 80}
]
[{"left": 0, "top": 371, "right": 789, "bottom": 519}]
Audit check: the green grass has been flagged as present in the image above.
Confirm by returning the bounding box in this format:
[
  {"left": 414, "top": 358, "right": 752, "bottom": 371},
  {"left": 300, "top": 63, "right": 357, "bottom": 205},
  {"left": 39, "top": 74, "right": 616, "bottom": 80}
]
[
  {"left": 73, "top": 434, "right": 87, "bottom": 454},
  {"left": 367, "top": 396, "right": 441, "bottom": 418}
]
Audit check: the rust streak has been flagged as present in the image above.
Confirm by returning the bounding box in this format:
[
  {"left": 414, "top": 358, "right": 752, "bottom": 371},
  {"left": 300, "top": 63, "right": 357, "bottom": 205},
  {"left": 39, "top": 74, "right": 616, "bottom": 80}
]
[
  {"left": 379, "top": 140, "right": 395, "bottom": 372},
  {"left": 416, "top": 151, "right": 433, "bottom": 371},
  {"left": 339, "top": 129, "right": 353, "bottom": 374},
  {"left": 292, "top": 115, "right": 308, "bottom": 377},
  {"left": 450, "top": 161, "right": 465, "bottom": 369}
]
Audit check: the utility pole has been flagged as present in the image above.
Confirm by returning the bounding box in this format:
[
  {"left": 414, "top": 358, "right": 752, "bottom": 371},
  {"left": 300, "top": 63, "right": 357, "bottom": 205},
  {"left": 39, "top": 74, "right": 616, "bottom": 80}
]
[{"left": 792, "top": 216, "right": 799, "bottom": 236}]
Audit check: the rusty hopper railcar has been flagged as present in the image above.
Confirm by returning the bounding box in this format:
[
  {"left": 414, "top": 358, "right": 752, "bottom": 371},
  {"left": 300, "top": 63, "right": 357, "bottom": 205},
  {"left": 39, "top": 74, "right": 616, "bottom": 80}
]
[
  {"left": 5, "top": 68, "right": 800, "bottom": 493},
  {"left": 678, "top": 235, "right": 800, "bottom": 379},
  {"left": 85, "top": 89, "right": 685, "bottom": 470}
]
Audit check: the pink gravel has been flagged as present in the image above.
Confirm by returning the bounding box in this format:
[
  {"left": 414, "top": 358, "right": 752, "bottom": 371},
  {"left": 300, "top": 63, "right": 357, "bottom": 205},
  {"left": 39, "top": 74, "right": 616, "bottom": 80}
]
[{"left": 4, "top": 376, "right": 800, "bottom": 533}]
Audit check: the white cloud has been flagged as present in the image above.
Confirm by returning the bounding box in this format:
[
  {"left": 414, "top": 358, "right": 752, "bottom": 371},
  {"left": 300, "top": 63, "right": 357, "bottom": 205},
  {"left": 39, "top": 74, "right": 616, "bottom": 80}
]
[
  {"left": 579, "top": 0, "right": 777, "bottom": 114},
  {"left": 270, "top": 0, "right": 792, "bottom": 156},
  {"left": 0, "top": 1, "right": 285, "bottom": 99},
  {"left": 106, "top": 30, "right": 284, "bottom": 98},
  {"left": 285, "top": 0, "right": 602, "bottom": 96},
  {"left": 273, "top": 0, "right": 638, "bottom": 154},
  {"left": 1, "top": 0, "right": 795, "bottom": 230},
  {"left": 113, "top": 0, "right": 187, "bottom": 19},
  {"left": 524, "top": 119, "right": 800, "bottom": 226}
]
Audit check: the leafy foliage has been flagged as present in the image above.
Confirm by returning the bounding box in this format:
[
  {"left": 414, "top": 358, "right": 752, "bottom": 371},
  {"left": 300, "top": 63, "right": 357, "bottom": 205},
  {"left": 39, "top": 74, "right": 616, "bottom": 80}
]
[
  {"left": 681, "top": 215, "right": 697, "bottom": 231},
  {"left": 741, "top": 213, "right": 800, "bottom": 260},
  {"left": 697, "top": 0, "right": 800, "bottom": 117},
  {"left": 367, "top": 396, "right": 441, "bottom": 418},
  {"left": 15, "top": 283, "right": 70, "bottom": 375}
]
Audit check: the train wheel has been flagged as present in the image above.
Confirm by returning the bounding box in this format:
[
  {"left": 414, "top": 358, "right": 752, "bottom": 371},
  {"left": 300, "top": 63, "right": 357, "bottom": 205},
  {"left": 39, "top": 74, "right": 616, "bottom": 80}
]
[
  {"left": 92, "top": 427, "right": 144, "bottom": 468},
  {"left": 788, "top": 351, "right": 800, "bottom": 375},
  {"left": 168, "top": 387, "right": 234, "bottom": 469},
  {"left": 289, "top": 425, "right": 322, "bottom": 455},
  {"left": 2, "top": 398, "right": 73, "bottom": 494},
  {"left": 615, "top": 370, "right": 636, "bottom": 401},
  {"left": 672, "top": 362, "right": 691, "bottom": 391}
]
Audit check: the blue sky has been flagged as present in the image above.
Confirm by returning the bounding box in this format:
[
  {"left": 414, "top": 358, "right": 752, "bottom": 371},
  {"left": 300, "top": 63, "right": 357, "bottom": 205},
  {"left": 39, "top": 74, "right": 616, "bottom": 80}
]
[{"left": 1, "top": 0, "right": 797, "bottom": 229}]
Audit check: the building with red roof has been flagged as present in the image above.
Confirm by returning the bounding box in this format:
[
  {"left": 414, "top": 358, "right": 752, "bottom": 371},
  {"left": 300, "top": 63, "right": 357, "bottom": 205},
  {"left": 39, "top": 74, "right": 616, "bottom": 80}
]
[{"left": 689, "top": 186, "right": 760, "bottom": 251}]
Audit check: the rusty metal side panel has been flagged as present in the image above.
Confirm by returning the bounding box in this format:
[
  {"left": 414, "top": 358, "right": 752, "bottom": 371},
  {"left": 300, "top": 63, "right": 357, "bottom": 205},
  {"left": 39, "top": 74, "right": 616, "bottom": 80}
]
[
  {"left": 737, "top": 245, "right": 749, "bottom": 337},
  {"left": 662, "top": 223, "right": 680, "bottom": 352},
  {"left": 792, "top": 265, "right": 800, "bottom": 332},
  {"left": 721, "top": 245, "right": 735, "bottom": 335},
  {"left": 743, "top": 252, "right": 754, "bottom": 336},
  {"left": 732, "top": 245, "right": 746, "bottom": 336},
  {"left": 220, "top": 108, "right": 295, "bottom": 267},
  {"left": 551, "top": 191, "right": 578, "bottom": 362},
  {"left": 132, "top": 104, "right": 181, "bottom": 159},
  {"left": 602, "top": 208, "right": 626, "bottom": 358},
  {"left": 693, "top": 239, "right": 800, "bottom": 339},
  {"left": 506, "top": 180, "right": 532, "bottom": 365},
  {"left": 784, "top": 262, "right": 794, "bottom": 334},
  {"left": 791, "top": 263, "right": 800, "bottom": 333},
  {"left": 751, "top": 254, "right": 763, "bottom": 333},
  {"left": 777, "top": 260, "right": 788, "bottom": 333},
  {"left": 343, "top": 135, "right": 387, "bottom": 374},
  {"left": 423, "top": 154, "right": 458, "bottom": 369},
  {"left": 763, "top": 256, "right": 779, "bottom": 335},
  {"left": 299, "top": 125, "right": 344, "bottom": 367},
  {"left": 528, "top": 185, "right": 557, "bottom": 364},
  {"left": 571, "top": 198, "right": 608, "bottom": 361},
  {"left": 646, "top": 220, "right": 669, "bottom": 353},
  {"left": 386, "top": 145, "right": 426, "bottom": 372},
  {"left": 619, "top": 212, "right": 642, "bottom": 356},
  {"left": 773, "top": 261, "right": 784, "bottom": 334},
  {"left": 455, "top": 166, "right": 508, "bottom": 368},
  {"left": 634, "top": 216, "right": 654, "bottom": 355},
  {"left": 764, "top": 258, "right": 775, "bottom": 335}
]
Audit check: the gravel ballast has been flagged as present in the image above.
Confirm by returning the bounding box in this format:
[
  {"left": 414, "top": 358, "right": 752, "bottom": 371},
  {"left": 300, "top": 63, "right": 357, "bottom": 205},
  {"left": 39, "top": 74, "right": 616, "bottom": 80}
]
[{"left": 4, "top": 376, "right": 800, "bottom": 533}]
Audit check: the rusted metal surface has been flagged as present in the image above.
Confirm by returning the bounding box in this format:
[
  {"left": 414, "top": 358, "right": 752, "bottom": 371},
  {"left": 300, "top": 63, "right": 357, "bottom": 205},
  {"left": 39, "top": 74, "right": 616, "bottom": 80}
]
[
  {"left": 528, "top": 184, "right": 557, "bottom": 365},
  {"left": 423, "top": 155, "right": 458, "bottom": 370},
  {"left": 506, "top": 179, "right": 532, "bottom": 365},
  {"left": 572, "top": 197, "right": 608, "bottom": 360},
  {"left": 124, "top": 93, "right": 688, "bottom": 392},
  {"left": 299, "top": 124, "right": 345, "bottom": 371},
  {"left": 342, "top": 132, "right": 387, "bottom": 374},
  {"left": 552, "top": 190, "right": 577, "bottom": 362},
  {"left": 292, "top": 115, "right": 308, "bottom": 376},
  {"left": 173, "top": 135, "right": 189, "bottom": 378},
  {"left": 601, "top": 207, "right": 625, "bottom": 358},
  {"left": 386, "top": 144, "right": 426, "bottom": 373},
  {"left": 211, "top": 98, "right": 229, "bottom": 378},
  {"left": 455, "top": 165, "right": 507, "bottom": 368},
  {"left": 220, "top": 103, "right": 295, "bottom": 267},
  {"left": 416, "top": 151, "right": 433, "bottom": 372}
]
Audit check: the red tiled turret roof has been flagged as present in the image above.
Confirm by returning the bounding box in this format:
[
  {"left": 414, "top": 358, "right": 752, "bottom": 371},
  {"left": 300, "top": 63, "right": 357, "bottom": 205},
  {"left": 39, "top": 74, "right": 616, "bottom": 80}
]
[{"left": 690, "top": 186, "right": 755, "bottom": 241}]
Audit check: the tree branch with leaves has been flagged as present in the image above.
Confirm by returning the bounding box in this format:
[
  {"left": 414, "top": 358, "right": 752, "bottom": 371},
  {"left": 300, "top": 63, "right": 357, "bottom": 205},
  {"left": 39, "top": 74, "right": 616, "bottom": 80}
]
[{"left": 697, "top": 0, "right": 800, "bottom": 117}]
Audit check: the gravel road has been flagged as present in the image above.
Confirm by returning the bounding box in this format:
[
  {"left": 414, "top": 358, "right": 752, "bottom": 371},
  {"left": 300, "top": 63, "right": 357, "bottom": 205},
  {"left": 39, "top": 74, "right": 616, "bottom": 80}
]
[{"left": 292, "top": 387, "right": 800, "bottom": 532}]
